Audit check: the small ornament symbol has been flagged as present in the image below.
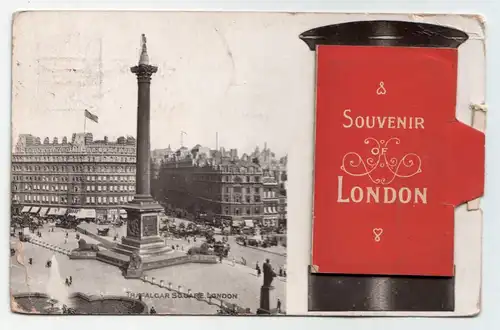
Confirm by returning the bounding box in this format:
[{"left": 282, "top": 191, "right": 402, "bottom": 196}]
[
  {"left": 376, "top": 81, "right": 387, "bottom": 95},
  {"left": 373, "top": 228, "right": 384, "bottom": 242}
]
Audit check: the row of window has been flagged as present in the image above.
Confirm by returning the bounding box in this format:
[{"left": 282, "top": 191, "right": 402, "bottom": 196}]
[
  {"left": 85, "top": 176, "right": 135, "bottom": 182},
  {"left": 86, "top": 185, "right": 134, "bottom": 192},
  {"left": 223, "top": 195, "right": 261, "bottom": 203},
  {"left": 12, "top": 164, "right": 135, "bottom": 173},
  {"left": 221, "top": 205, "right": 285, "bottom": 216},
  {"left": 262, "top": 191, "right": 278, "bottom": 198},
  {"left": 193, "top": 175, "right": 262, "bottom": 183},
  {"left": 14, "top": 184, "right": 135, "bottom": 193},
  {"left": 164, "top": 165, "right": 263, "bottom": 174},
  {"left": 12, "top": 175, "right": 136, "bottom": 183},
  {"left": 224, "top": 207, "right": 260, "bottom": 216},
  {"left": 13, "top": 194, "right": 134, "bottom": 204},
  {"left": 228, "top": 187, "right": 261, "bottom": 194},
  {"left": 12, "top": 155, "right": 135, "bottom": 163},
  {"left": 85, "top": 196, "right": 134, "bottom": 204}
]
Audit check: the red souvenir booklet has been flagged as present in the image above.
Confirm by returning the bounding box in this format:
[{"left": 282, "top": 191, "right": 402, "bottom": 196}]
[{"left": 311, "top": 45, "right": 484, "bottom": 277}]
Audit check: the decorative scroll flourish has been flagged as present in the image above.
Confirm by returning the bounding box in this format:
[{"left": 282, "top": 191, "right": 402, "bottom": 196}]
[{"left": 340, "top": 137, "right": 422, "bottom": 185}]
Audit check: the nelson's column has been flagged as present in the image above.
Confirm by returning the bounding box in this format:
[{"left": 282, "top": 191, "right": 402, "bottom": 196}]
[{"left": 115, "top": 34, "right": 170, "bottom": 270}]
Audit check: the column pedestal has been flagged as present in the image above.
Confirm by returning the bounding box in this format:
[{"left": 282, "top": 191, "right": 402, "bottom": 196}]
[
  {"left": 256, "top": 285, "right": 275, "bottom": 314},
  {"left": 114, "top": 195, "right": 171, "bottom": 258}
]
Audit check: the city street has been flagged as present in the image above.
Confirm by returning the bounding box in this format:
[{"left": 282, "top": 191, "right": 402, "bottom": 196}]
[
  {"left": 84, "top": 219, "right": 286, "bottom": 272},
  {"left": 10, "top": 220, "right": 286, "bottom": 314},
  {"left": 171, "top": 217, "right": 287, "bottom": 272},
  {"left": 219, "top": 235, "right": 286, "bottom": 271}
]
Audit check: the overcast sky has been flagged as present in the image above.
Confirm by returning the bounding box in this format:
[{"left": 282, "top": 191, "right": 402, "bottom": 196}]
[
  {"left": 11, "top": 11, "right": 327, "bottom": 157},
  {"left": 11, "top": 12, "right": 483, "bottom": 158}
]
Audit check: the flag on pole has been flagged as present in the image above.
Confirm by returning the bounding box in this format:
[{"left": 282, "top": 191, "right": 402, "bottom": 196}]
[{"left": 84, "top": 109, "right": 99, "bottom": 123}]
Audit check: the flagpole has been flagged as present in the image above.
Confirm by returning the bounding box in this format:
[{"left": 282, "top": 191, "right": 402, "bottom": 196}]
[{"left": 84, "top": 113, "right": 87, "bottom": 134}]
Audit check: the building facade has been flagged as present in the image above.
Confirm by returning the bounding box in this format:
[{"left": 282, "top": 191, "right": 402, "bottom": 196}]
[
  {"left": 156, "top": 144, "right": 287, "bottom": 227},
  {"left": 159, "top": 158, "right": 264, "bottom": 223},
  {"left": 262, "top": 174, "right": 280, "bottom": 227},
  {"left": 11, "top": 133, "right": 137, "bottom": 221}
]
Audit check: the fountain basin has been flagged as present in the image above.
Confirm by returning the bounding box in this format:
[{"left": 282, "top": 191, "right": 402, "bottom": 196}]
[{"left": 12, "top": 292, "right": 148, "bottom": 314}]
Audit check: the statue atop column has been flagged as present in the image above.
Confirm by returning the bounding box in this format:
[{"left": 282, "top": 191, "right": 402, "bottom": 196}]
[{"left": 139, "top": 34, "right": 149, "bottom": 65}]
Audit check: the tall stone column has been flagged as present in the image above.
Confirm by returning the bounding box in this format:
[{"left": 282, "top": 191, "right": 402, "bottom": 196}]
[
  {"left": 117, "top": 34, "right": 170, "bottom": 265},
  {"left": 132, "top": 62, "right": 155, "bottom": 198}
]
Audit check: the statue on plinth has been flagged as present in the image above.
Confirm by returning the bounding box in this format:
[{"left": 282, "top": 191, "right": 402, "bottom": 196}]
[
  {"left": 128, "top": 252, "right": 143, "bottom": 270},
  {"left": 257, "top": 259, "right": 277, "bottom": 315},
  {"left": 125, "top": 251, "right": 144, "bottom": 279},
  {"left": 74, "top": 238, "right": 99, "bottom": 252},
  {"left": 263, "top": 259, "right": 277, "bottom": 288}
]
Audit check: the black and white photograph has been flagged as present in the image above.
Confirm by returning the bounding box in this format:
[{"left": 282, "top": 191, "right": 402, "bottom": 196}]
[{"left": 10, "top": 11, "right": 289, "bottom": 315}]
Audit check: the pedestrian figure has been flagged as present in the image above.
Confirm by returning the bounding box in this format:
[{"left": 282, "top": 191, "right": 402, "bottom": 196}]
[
  {"left": 69, "top": 276, "right": 73, "bottom": 285},
  {"left": 181, "top": 245, "right": 184, "bottom": 251},
  {"left": 28, "top": 258, "right": 33, "bottom": 265},
  {"left": 219, "top": 255, "right": 223, "bottom": 263},
  {"left": 138, "top": 293, "right": 142, "bottom": 301},
  {"left": 150, "top": 306, "right": 157, "bottom": 314},
  {"left": 66, "top": 232, "right": 68, "bottom": 238},
  {"left": 279, "top": 267, "right": 283, "bottom": 277},
  {"left": 188, "top": 239, "right": 190, "bottom": 244},
  {"left": 256, "top": 262, "right": 261, "bottom": 277},
  {"left": 171, "top": 245, "right": 175, "bottom": 250},
  {"left": 64, "top": 238, "right": 68, "bottom": 244},
  {"left": 277, "top": 299, "right": 282, "bottom": 313},
  {"left": 232, "top": 257, "right": 235, "bottom": 266},
  {"left": 65, "top": 278, "right": 70, "bottom": 286}
]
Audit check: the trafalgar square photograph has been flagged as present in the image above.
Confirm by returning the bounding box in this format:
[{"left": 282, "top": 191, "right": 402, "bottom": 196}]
[{"left": 9, "top": 11, "right": 292, "bottom": 315}]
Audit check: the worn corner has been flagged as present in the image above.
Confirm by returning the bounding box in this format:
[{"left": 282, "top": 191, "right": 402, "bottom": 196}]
[
  {"left": 466, "top": 198, "right": 482, "bottom": 211},
  {"left": 10, "top": 294, "right": 26, "bottom": 314},
  {"left": 472, "top": 14, "right": 487, "bottom": 35},
  {"left": 310, "top": 264, "right": 319, "bottom": 273},
  {"left": 12, "top": 11, "right": 31, "bottom": 25}
]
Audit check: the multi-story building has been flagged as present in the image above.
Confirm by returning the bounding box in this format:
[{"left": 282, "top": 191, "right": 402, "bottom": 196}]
[
  {"left": 11, "top": 132, "right": 137, "bottom": 221},
  {"left": 156, "top": 143, "right": 288, "bottom": 228},
  {"left": 262, "top": 174, "right": 280, "bottom": 227},
  {"left": 158, "top": 146, "right": 265, "bottom": 227},
  {"left": 150, "top": 145, "right": 174, "bottom": 201}
]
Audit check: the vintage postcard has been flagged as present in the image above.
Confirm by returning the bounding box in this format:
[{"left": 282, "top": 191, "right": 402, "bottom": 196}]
[{"left": 9, "top": 11, "right": 485, "bottom": 316}]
